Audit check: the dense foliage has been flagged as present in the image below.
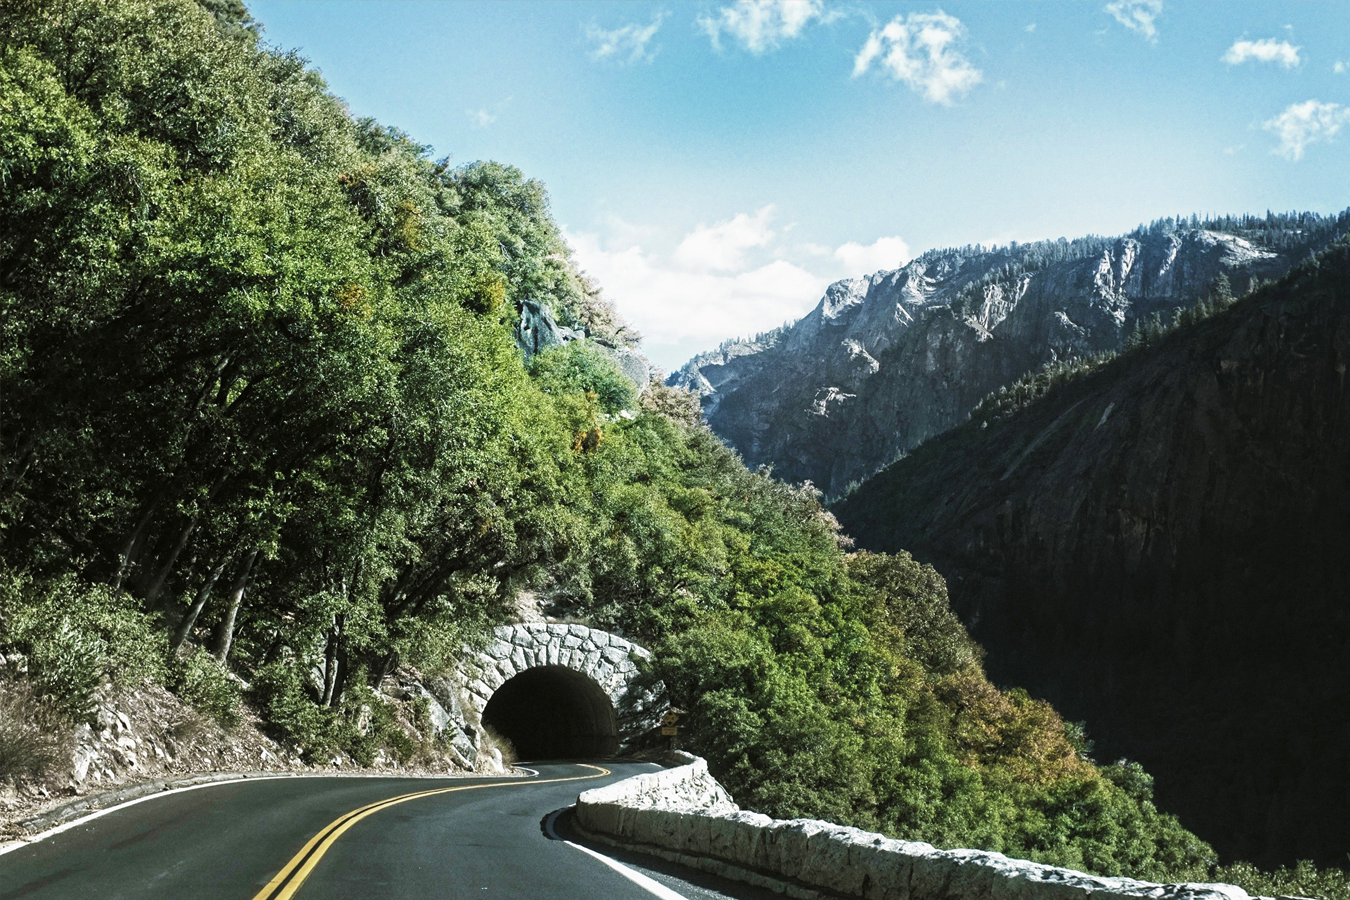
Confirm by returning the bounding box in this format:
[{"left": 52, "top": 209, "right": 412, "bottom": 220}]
[{"left": 1, "top": 4, "right": 1340, "bottom": 897}]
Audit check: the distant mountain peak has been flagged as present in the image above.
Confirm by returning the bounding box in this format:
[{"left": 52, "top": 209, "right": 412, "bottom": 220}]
[{"left": 670, "top": 210, "right": 1349, "bottom": 497}]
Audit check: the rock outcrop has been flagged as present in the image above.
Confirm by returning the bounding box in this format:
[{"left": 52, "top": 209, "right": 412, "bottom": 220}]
[
  {"left": 672, "top": 225, "right": 1340, "bottom": 497},
  {"left": 515, "top": 298, "right": 654, "bottom": 395},
  {"left": 833, "top": 245, "right": 1350, "bottom": 867}
]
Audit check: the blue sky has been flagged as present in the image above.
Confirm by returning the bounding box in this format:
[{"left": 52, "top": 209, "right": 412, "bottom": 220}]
[{"left": 249, "top": 1, "right": 1350, "bottom": 371}]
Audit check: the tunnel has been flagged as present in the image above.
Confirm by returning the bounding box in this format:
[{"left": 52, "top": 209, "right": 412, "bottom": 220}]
[{"left": 480, "top": 665, "right": 619, "bottom": 760}]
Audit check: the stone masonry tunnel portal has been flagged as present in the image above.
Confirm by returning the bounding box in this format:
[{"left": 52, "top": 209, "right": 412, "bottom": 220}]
[
  {"left": 481, "top": 666, "right": 618, "bottom": 759},
  {"left": 457, "top": 623, "right": 651, "bottom": 763}
]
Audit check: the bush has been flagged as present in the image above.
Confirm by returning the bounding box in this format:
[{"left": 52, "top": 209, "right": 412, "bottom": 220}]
[
  {"left": 1214, "top": 860, "right": 1350, "bottom": 900},
  {"left": 0, "top": 677, "right": 73, "bottom": 781},
  {"left": 169, "top": 649, "right": 242, "bottom": 728},
  {"left": 25, "top": 620, "right": 105, "bottom": 720},
  {"left": 250, "top": 661, "right": 422, "bottom": 765},
  {"left": 528, "top": 341, "right": 638, "bottom": 413},
  {"left": 250, "top": 661, "right": 338, "bottom": 761},
  {"left": 0, "top": 569, "right": 167, "bottom": 719}
]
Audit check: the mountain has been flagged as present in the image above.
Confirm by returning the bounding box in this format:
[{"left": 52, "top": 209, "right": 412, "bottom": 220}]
[
  {"left": 671, "top": 214, "right": 1348, "bottom": 497},
  {"left": 832, "top": 240, "right": 1350, "bottom": 868}
]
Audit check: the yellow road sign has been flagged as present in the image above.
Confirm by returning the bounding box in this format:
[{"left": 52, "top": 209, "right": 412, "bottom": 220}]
[{"left": 661, "top": 727, "right": 678, "bottom": 736}]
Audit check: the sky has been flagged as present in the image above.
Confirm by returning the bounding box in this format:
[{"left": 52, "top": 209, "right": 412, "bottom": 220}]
[{"left": 248, "top": 0, "right": 1350, "bottom": 371}]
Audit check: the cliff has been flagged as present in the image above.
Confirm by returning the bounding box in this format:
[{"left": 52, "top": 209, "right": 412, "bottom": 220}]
[
  {"left": 672, "top": 218, "right": 1346, "bottom": 497},
  {"left": 832, "top": 243, "right": 1350, "bottom": 868}
]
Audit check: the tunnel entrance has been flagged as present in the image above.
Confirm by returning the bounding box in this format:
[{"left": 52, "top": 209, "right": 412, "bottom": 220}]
[{"left": 480, "top": 665, "right": 619, "bottom": 760}]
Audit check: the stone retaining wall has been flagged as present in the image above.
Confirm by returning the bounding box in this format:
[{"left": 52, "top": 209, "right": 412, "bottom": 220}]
[{"left": 575, "top": 755, "right": 1253, "bottom": 900}]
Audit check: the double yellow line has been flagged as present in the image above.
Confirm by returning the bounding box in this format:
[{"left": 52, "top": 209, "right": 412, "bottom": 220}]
[{"left": 250, "top": 765, "right": 611, "bottom": 900}]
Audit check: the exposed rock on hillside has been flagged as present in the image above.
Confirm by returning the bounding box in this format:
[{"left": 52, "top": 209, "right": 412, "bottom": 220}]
[
  {"left": 832, "top": 245, "right": 1350, "bottom": 868},
  {"left": 672, "top": 223, "right": 1343, "bottom": 496},
  {"left": 515, "top": 298, "right": 654, "bottom": 394}
]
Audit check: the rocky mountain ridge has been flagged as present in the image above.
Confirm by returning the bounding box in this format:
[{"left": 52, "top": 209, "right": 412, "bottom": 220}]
[{"left": 672, "top": 214, "right": 1347, "bottom": 496}]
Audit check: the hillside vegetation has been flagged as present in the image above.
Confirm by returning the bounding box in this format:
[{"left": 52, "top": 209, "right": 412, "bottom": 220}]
[
  {"left": 835, "top": 240, "right": 1350, "bottom": 875},
  {"left": 0, "top": 3, "right": 1341, "bottom": 897}
]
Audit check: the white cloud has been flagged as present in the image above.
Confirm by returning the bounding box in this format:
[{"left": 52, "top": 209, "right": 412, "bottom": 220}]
[
  {"left": 566, "top": 223, "right": 827, "bottom": 368},
  {"left": 1335, "top": 61, "right": 1347, "bottom": 75},
  {"left": 1263, "top": 100, "right": 1350, "bottom": 160},
  {"left": 466, "top": 97, "right": 511, "bottom": 130},
  {"left": 1105, "top": 0, "right": 1163, "bottom": 43},
  {"left": 852, "top": 11, "right": 983, "bottom": 105},
  {"left": 587, "top": 13, "right": 665, "bottom": 64},
  {"left": 833, "top": 236, "right": 912, "bottom": 276},
  {"left": 1223, "top": 38, "right": 1300, "bottom": 68},
  {"left": 672, "top": 206, "right": 777, "bottom": 272},
  {"left": 697, "top": 0, "right": 827, "bottom": 55},
  {"left": 1025, "top": 23, "right": 1037, "bottom": 33}
]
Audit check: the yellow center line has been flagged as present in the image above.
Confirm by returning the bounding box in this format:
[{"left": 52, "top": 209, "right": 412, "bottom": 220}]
[{"left": 249, "top": 764, "right": 611, "bottom": 900}]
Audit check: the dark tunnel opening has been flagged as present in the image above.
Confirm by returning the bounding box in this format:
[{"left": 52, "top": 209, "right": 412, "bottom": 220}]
[{"left": 480, "top": 665, "right": 619, "bottom": 760}]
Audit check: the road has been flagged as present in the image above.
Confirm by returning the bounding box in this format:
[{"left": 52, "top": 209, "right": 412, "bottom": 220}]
[{"left": 0, "top": 761, "right": 781, "bottom": 900}]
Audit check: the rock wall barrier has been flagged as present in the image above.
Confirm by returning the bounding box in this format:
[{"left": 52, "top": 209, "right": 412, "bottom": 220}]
[{"left": 575, "top": 754, "right": 1255, "bottom": 900}]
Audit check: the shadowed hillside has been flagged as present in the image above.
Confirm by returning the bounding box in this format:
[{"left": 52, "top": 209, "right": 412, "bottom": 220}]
[{"left": 835, "top": 242, "right": 1350, "bottom": 868}]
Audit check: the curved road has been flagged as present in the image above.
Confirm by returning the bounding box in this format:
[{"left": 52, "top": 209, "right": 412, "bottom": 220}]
[{"left": 0, "top": 762, "right": 778, "bottom": 900}]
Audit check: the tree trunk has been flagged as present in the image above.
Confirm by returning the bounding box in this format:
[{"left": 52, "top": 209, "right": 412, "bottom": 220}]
[
  {"left": 112, "top": 501, "right": 160, "bottom": 593},
  {"left": 328, "top": 613, "right": 348, "bottom": 708},
  {"left": 170, "top": 557, "right": 229, "bottom": 654},
  {"left": 211, "top": 549, "right": 257, "bottom": 663},
  {"left": 320, "top": 616, "right": 340, "bottom": 707},
  {"left": 143, "top": 515, "right": 198, "bottom": 606}
]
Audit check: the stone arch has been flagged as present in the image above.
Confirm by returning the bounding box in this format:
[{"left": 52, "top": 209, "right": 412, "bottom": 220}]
[{"left": 456, "top": 623, "right": 652, "bottom": 761}]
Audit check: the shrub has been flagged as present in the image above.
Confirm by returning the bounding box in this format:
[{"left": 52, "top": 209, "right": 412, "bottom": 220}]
[
  {"left": 250, "top": 661, "right": 338, "bottom": 761},
  {"left": 0, "top": 569, "right": 167, "bottom": 719},
  {"left": 25, "top": 620, "right": 105, "bottom": 720},
  {"left": 1214, "top": 860, "right": 1350, "bottom": 900},
  {"left": 251, "top": 662, "right": 424, "bottom": 765},
  {"left": 169, "top": 649, "right": 242, "bottom": 728},
  {"left": 528, "top": 341, "right": 638, "bottom": 413}
]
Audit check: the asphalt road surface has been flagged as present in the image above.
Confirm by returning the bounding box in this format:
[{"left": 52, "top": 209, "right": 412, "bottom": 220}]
[{"left": 0, "top": 761, "right": 783, "bottom": 900}]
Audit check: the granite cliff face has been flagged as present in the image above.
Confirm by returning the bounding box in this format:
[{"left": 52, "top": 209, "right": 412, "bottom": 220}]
[
  {"left": 833, "top": 243, "right": 1350, "bottom": 868},
  {"left": 672, "top": 226, "right": 1330, "bottom": 496}
]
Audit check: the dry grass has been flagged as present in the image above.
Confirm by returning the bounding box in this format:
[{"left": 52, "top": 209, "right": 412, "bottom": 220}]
[
  {"left": 0, "top": 678, "right": 73, "bottom": 782},
  {"left": 479, "top": 724, "right": 517, "bottom": 768}
]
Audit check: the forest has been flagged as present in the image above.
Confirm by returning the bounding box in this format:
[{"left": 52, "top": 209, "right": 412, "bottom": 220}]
[{"left": 0, "top": 3, "right": 1343, "bottom": 898}]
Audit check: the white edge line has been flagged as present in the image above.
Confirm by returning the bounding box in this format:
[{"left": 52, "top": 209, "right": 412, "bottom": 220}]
[
  {"left": 544, "top": 809, "right": 689, "bottom": 900},
  {"left": 0, "top": 774, "right": 296, "bottom": 857},
  {"left": 0, "top": 768, "right": 538, "bottom": 858}
]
